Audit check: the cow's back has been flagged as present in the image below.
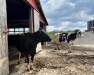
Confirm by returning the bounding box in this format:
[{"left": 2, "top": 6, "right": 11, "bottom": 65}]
[
  {"left": 16, "top": 33, "right": 33, "bottom": 53},
  {"left": 16, "top": 35, "right": 25, "bottom": 53}
]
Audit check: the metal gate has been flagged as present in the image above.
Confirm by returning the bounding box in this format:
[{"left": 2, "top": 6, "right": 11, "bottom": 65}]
[{"left": 0, "top": 0, "right": 9, "bottom": 75}]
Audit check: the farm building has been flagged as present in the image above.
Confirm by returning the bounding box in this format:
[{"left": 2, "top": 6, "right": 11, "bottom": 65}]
[
  {"left": 87, "top": 20, "right": 94, "bottom": 31},
  {"left": 0, "top": 0, "right": 48, "bottom": 75}
]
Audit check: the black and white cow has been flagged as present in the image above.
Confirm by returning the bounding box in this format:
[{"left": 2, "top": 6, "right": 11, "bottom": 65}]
[
  {"left": 16, "top": 28, "right": 51, "bottom": 71},
  {"left": 67, "top": 32, "right": 77, "bottom": 44},
  {"left": 67, "top": 31, "right": 81, "bottom": 44},
  {"left": 52, "top": 32, "right": 68, "bottom": 50},
  {"left": 67, "top": 31, "right": 81, "bottom": 53},
  {"left": 61, "top": 33, "right": 68, "bottom": 42}
]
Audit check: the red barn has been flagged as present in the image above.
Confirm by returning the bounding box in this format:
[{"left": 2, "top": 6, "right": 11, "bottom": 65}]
[{"left": 0, "top": 0, "right": 48, "bottom": 74}]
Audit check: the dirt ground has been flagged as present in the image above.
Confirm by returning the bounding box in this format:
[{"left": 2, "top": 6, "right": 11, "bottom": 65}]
[{"left": 8, "top": 44, "right": 94, "bottom": 75}]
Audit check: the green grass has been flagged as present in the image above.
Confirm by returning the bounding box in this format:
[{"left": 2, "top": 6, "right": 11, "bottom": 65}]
[{"left": 47, "top": 32, "right": 55, "bottom": 39}]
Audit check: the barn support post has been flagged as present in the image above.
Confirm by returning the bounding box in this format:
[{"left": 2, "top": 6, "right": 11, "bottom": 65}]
[
  {"left": 14, "top": 28, "right": 15, "bottom": 34},
  {"left": 23, "top": 27, "right": 25, "bottom": 33},
  {"left": 43, "top": 25, "right": 46, "bottom": 31},
  {"left": 0, "top": 0, "right": 9, "bottom": 75},
  {"left": 29, "top": 7, "right": 34, "bottom": 33},
  {"left": 29, "top": 8, "right": 32, "bottom": 32}
]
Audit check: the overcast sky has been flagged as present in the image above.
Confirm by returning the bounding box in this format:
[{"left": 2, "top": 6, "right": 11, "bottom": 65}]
[{"left": 40, "top": 0, "right": 94, "bottom": 32}]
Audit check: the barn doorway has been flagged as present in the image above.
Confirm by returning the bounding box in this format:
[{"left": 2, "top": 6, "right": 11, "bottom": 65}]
[{"left": 6, "top": 0, "right": 30, "bottom": 73}]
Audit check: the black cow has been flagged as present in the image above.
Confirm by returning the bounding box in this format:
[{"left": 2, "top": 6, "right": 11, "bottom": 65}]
[
  {"left": 67, "top": 31, "right": 81, "bottom": 44},
  {"left": 67, "top": 32, "right": 77, "bottom": 43},
  {"left": 16, "top": 28, "right": 51, "bottom": 71}
]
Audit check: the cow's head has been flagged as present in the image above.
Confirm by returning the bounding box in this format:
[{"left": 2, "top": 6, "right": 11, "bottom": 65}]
[
  {"left": 38, "top": 28, "right": 52, "bottom": 42},
  {"left": 60, "top": 33, "right": 68, "bottom": 42}
]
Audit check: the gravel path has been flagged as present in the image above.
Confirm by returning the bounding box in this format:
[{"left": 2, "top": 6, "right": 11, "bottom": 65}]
[{"left": 74, "top": 32, "right": 94, "bottom": 45}]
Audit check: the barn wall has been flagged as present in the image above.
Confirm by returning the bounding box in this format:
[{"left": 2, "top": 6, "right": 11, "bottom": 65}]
[
  {"left": 34, "top": 9, "right": 39, "bottom": 31},
  {"left": 0, "top": 57, "right": 9, "bottom": 75},
  {"left": 34, "top": 9, "right": 42, "bottom": 52},
  {"left": 0, "top": 0, "right": 9, "bottom": 75}
]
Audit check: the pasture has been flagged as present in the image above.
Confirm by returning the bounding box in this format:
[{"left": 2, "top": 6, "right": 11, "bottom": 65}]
[{"left": 47, "top": 32, "right": 55, "bottom": 39}]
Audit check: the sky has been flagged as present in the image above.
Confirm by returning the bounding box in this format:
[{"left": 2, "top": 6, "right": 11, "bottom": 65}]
[{"left": 40, "top": 0, "right": 94, "bottom": 32}]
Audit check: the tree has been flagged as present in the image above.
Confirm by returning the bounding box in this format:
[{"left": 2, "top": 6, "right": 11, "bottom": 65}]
[{"left": 74, "top": 29, "right": 80, "bottom": 33}]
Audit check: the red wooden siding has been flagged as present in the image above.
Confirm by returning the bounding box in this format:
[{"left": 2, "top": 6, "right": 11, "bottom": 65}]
[{"left": 39, "top": 14, "right": 46, "bottom": 24}]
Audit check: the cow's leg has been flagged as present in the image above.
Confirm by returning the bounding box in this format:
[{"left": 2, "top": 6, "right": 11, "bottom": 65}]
[
  {"left": 24, "top": 57, "right": 27, "bottom": 63},
  {"left": 25, "top": 53, "right": 30, "bottom": 71},
  {"left": 30, "top": 54, "right": 35, "bottom": 70},
  {"left": 18, "top": 52, "right": 21, "bottom": 64},
  {"left": 68, "top": 46, "right": 71, "bottom": 53},
  {"left": 57, "top": 44, "right": 60, "bottom": 50},
  {"left": 55, "top": 44, "right": 59, "bottom": 50},
  {"left": 68, "top": 43, "right": 72, "bottom": 53},
  {"left": 70, "top": 40, "right": 73, "bottom": 45},
  {"left": 55, "top": 44, "right": 57, "bottom": 50},
  {"left": 72, "top": 40, "right": 74, "bottom": 45}
]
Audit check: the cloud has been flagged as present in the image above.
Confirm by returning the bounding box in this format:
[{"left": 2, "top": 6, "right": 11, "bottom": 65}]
[
  {"left": 40, "top": 0, "right": 94, "bottom": 32},
  {"left": 47, "top": 21, "right": 87, "bottom": 32}
]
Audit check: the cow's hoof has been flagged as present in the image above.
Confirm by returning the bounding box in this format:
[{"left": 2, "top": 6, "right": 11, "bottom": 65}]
[
  {"left": 68, "top": 51, "right": 71, "bottom": 53},
  {"left": 30, "top": 66, "right": 33, "bottom": 70},
  {"left": 27, "top": 69, "right": 30, "bottom": 71},
  {"left": 58, "top": 48, "right": 60, "bottom": 50},
  {"left": 18, "top": 61, "right": 20, "bottom": 64}
]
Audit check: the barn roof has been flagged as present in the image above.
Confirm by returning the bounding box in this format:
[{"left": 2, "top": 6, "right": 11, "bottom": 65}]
[{"left": 27, "top": 0, "right": 48, "bottom": 25}]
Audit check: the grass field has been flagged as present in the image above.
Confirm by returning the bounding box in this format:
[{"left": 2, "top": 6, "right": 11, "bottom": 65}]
[{"left": 47, "top": 32, "right": 55, "bottom": 39}]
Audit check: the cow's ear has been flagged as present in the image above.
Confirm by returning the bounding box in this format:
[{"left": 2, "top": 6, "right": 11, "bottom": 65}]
[{"left": 39, "top": 27, "right": 42, "bottom": 33}]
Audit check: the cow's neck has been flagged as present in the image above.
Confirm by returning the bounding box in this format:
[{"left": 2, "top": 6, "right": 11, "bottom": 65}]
[{"left": 31, "top": 31, "right": 41, "bottom": 45}]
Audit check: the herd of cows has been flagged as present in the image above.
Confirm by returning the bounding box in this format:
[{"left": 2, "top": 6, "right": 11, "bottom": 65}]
[
  {"left": 51, "top": 30, "right": 81, "bottom": 50},
  {"left": 15, "top": 28, "right": 82, "bottom": 71}
]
